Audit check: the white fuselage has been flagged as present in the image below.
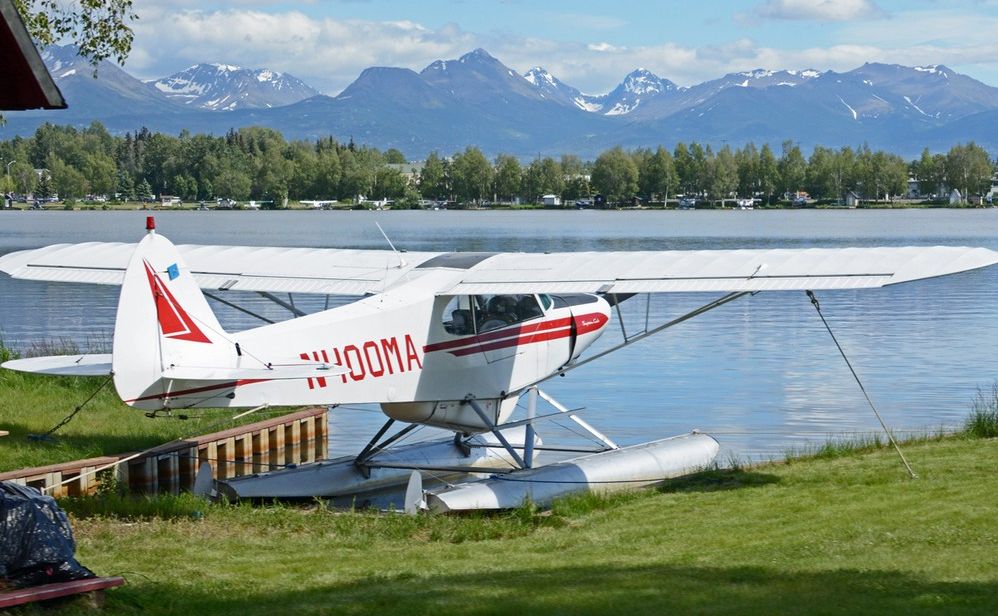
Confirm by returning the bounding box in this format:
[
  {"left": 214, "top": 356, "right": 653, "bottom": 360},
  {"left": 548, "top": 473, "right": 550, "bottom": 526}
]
[{"left": 137, "top": 266, "right": 611, "bottom": 430}]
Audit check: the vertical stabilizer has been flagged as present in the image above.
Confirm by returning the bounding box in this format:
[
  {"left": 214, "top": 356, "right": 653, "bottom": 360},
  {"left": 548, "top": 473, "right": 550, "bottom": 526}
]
[{"left": 112, "top": 223, "right": 231, "bottom": 408}]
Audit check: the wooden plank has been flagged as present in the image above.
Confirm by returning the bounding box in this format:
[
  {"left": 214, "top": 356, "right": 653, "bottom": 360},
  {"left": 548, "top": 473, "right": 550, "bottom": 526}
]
[
  {"left": 0, "top": 577, "right": 125, "bottom": 608},
  {"left": 0, "top": 456, "right": 121, "bottom": 482}
]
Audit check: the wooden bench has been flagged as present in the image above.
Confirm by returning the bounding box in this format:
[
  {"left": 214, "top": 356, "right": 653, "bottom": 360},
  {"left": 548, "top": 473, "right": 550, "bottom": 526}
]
[{"left": 0, "top": 576, "right": 125, "bottom": 608}]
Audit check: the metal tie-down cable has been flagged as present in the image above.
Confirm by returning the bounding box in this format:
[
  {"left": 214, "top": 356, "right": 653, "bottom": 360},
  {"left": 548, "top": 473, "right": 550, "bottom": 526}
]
[{"left": 806, "top": 290, "right": 917, "bottom": 479}]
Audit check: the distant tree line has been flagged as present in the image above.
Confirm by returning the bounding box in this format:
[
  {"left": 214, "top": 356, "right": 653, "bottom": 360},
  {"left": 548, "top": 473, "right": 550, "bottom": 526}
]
[{"left": 0, "top": 123, "right": 993, "bottom": 206}]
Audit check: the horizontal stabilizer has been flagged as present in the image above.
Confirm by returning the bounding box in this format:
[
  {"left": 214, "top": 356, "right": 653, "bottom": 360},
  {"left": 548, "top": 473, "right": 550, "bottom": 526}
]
[
  {"left": 162, "top": 362, "right": 349, "bottom": 381},
  {"left": 1, "top": 354, "right": 112, "bottom": 377}
]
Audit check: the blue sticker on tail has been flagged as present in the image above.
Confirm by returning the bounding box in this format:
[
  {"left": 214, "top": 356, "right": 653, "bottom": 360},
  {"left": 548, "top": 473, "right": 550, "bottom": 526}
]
[{"left": 167, "top": 263, "right": 180, "bottom": 280}]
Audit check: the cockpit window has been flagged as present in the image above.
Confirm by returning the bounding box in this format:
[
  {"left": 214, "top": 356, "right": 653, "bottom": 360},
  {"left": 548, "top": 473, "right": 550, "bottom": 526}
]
[
  {"left": 538, "top": 294, "right": 553, "bottom": 311},
  {"left": 443, "top": 294, "right": 545, "bottom": 336},
  {"left": 442, "top": 296, "right": 475, "bottom": 336},
  {"left": 474, "top": 294, "right": 543, "bottom": 332}
]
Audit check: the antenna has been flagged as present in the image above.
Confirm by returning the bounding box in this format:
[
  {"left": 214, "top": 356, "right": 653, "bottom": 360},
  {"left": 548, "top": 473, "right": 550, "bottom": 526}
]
[{"left": 375, "top": 221, "right": 407, "bottom": 268}]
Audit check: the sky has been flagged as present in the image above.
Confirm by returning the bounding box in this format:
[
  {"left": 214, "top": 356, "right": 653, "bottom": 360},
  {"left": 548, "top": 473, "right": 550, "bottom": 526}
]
[{"left": 125, "top": 0, "right": 998, "bottom": 95}]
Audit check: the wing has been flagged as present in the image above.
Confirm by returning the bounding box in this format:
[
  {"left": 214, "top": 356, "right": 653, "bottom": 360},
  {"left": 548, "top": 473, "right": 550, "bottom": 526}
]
[
  {"left": 442, "top": 247, "right": 998, "bottom": 294},
  {"left": 0, "top": 242, "right": 443, "bottom": 296},
  {"left": 3, "top": 242, "right": 996, "bottom": 296}
]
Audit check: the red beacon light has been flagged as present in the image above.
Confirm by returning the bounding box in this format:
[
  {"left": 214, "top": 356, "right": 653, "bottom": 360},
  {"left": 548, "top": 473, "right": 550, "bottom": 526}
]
[{"left": 146, "top": 216, "right": 156, "bottom": 233}]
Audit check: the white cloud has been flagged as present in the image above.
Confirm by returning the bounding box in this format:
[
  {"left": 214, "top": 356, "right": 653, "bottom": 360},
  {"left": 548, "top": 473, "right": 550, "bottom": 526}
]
[
  {"left": 754, "top": 0, "right": 883, "bottom": 22},
  {"left": 122, "top": 2, "right": 998, "bottom": 97},
  {"left": 126, "top": 5, "right": 478, "bottom": 94}
]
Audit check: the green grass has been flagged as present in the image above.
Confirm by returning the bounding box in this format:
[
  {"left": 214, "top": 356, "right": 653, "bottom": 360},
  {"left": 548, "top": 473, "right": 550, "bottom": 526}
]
[
  {"left": 0, "top": 366, "right": 290, "bottom": 472},
  {"left": 966, "top": 383, "right": 998, "bottom": 438},
  {"left": 1, "top": 436, "right": 985, "bottom": 615},
  {"left": 4, "top": 361, "right": 998, "bottom": 613}
]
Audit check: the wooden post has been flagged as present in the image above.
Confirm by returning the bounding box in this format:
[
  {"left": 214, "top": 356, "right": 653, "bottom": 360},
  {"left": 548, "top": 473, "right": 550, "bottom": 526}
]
[
  {"left": 115, "top": 462, "right": 129, "bottom": 493},
  {"left": 252, "top": 429, "right": 267, "bottom": 473},
  {"left": 157, "top": 452, "right": 180, "bottom": 494},
  {"left": 178, "top": 446, "right": 197, "bottom": 491},
  {"left": 302, "top": 416, "right": 316, "bottom": 464},
  {"left": 271, "top": 425, "right": 285, "bottom": 468},
  {"left": 286, "top": 421, "right": 301, "bottom": 465},
  {"left": 316, "top": 409, "right": 328, "bottom": 460},
  {"left": 203, "top": 442, "right": 218, "bottom": 480},
  {"left": 139, "top": 456, "right": 159, "bottom": 496},
  {"left": 235, "top": 434, "right": 252, "bottom": 476}
]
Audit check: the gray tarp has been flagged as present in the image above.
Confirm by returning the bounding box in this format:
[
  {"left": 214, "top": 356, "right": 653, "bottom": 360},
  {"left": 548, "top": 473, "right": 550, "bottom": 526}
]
[{"left": 0, "top": 481, "right": 93, "bottom": 588}]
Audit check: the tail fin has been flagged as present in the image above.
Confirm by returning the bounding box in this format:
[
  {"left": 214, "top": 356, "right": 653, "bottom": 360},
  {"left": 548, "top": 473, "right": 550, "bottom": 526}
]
[
  {"left": 112, "top": 224, "right": 232, "bottom": 408},
  {"left": 110, "top": 222, "right": 348, "bottom": 410}
]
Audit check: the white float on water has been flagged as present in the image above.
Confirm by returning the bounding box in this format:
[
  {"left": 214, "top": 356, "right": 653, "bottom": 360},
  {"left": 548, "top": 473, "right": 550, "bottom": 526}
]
[{"left": 424, "top": 432, "right": 719, "bottom": 513}]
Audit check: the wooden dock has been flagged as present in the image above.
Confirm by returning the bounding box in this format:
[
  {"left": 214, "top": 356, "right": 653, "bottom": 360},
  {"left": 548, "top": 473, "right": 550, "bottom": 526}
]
[{"left": 0, "top": 407, "right": 328, "bottom": 497}]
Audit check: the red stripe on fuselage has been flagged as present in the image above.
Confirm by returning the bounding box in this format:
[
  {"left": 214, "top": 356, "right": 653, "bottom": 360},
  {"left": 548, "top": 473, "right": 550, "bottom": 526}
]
[
  {"left": 423, "top": 316, "right": 573, "bottom": 354},
  {"left": 427, "top": 312, "right": 608, "bottom": 357},
  {"left": 124, "top": 378, "right": 270, "bottom": 403}
]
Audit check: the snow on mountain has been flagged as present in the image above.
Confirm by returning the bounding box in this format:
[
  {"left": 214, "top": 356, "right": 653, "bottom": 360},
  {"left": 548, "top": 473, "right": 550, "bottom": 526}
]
[
  {"left": 524, "top": 67, "right": 680, "bottom": 116},
  {"left": 39, "top": 44, "right": 180, "bottom": 115},
  {"left": 151, "top": 63, "right": 319, "bottom": 111},
  {"left": 523, "top": 67, "right": 601, "bottom": 111},
  {"left": 593, "top": 68, "right": 680, "bottom": 116},
  {"left": 11, "top": 46, "right": 998, "bottom": 159}
]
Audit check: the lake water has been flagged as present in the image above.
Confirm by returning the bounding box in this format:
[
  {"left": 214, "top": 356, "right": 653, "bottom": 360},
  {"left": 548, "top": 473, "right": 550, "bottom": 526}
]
[{"left": 1, "top": 209, "right": 996, "bottom": 464}]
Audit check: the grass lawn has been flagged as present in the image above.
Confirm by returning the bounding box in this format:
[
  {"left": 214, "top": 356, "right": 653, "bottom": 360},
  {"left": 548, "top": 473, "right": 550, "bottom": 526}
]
[
  {"left": 3, "top": 365, "right": 997, "bottom": 614},
  {"left": 0, "top": 436, "right": 987, "bottom": 615}
]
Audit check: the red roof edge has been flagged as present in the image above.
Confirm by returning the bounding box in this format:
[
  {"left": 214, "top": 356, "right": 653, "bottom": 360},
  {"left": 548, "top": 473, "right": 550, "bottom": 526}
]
[{"left": 0, "top": 0, "right": 66, "bottom": 110}]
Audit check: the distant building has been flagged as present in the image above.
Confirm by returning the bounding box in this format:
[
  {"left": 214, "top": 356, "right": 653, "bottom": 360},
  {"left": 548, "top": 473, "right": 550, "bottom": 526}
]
[
  {"left": 387, "top": 162, "right": 424, "bottom": 186},
  {"left": 845, "top": 191, "right": 861, "bottom": 207},
  {"left": 541, "top": 194, "right": 561, "bottom": 206},
  {"left": 949, "top": 189, "right": 962, "bottom": 204}
]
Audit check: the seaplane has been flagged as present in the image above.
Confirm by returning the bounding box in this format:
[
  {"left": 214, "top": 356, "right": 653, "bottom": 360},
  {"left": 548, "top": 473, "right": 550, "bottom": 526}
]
[{"left": 1, "top": 217, "right": 996, "bottom": 511}]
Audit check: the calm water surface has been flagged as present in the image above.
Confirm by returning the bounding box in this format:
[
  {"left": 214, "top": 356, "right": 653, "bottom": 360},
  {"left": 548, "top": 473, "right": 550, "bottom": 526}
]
[{"left": 2, "top": 209, "right": 996, "bottom": 462}]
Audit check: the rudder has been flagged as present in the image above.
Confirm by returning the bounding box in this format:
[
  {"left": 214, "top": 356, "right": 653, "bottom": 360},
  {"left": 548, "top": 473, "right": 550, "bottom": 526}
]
[{"left": 112, "top": 219, "right": 231, "bottom": 408}]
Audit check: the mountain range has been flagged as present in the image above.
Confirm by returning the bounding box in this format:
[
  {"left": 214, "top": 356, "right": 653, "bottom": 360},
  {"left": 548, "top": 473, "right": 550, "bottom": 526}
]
[{"left": 4, "top": 45, "right": 998, "bottom": 158}]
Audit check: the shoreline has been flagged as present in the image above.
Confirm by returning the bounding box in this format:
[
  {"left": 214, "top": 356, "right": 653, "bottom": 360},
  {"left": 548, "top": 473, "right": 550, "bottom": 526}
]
[{"left": 3, "top": 202, "right": 996, "bottom": 213}]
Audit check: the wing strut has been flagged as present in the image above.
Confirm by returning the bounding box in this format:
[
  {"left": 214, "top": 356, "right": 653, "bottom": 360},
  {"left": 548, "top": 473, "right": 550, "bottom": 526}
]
[
  {"left": 204, "top": 291, "right": 275, "bottom": 324},
  {"left": 546, "top": 291, "right": 751, "bottom": 382}
]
